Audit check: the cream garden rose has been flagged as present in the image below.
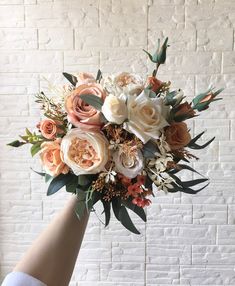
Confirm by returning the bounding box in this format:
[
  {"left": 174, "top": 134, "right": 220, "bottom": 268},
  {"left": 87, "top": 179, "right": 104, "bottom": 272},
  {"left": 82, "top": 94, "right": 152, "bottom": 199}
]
[
  {"left": 101, "top": 94, "right": 128, "bottom": 124},
  {"left": 124, "top": 90, "right": 169, "bottom": 143},
  {"left": 61, "top": 128, "right": 109, "bottom": 176},
  {"left": 113, "top": 148, "right": 144, "bottom": 179}
]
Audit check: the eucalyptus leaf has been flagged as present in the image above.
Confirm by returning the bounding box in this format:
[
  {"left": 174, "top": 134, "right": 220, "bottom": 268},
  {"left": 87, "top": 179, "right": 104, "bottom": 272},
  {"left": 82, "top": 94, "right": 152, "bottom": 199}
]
[
  {"left": 188, "top": 137, "right": 215, "bottom": 150},
  {"left": 66, "top": 175, "right": 78, "bottom": 193},
  {"left": 102, "top": 201, "right": 111, "bottom": 227},
  {"left": 78, "top": 174, "right": 95, "bottom": 187},
  {"left": 118, "top": 206, "right": 140, "bottom": 234},
  {"left": 30, "top": 168, "right": 45, "bottom": 177},
  {"left": 79, "top": 94, "right": 103, "bottom": 111},
  {"left": 143, "top": 140, "right": 160, "bottom": 158},
  {"left": 96, "top": 69, "right": 102, "bottom": 82},
  {"left": 122, "top": 199, "right": 146, "bottom": 222},
  {"left": 112, "top": 197, "right": 121, "bottom": 221},
  {"left": 7, "top": 140, "right": 25, "bottom": 147},
  {"left": 47, "top": 173, "right": 72, "bottom": 196},
  {"left": 62, "top": 72, "right": 78, "bottom": 86},
  {"left": 168, "top": 164, "right": 203, "bottom": 177}
]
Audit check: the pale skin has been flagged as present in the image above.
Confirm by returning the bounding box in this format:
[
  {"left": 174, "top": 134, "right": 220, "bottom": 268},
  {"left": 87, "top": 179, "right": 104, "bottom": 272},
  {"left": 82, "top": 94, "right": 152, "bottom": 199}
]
[{"left": 14, "top": 196, "right": 89, "bottom": 286}]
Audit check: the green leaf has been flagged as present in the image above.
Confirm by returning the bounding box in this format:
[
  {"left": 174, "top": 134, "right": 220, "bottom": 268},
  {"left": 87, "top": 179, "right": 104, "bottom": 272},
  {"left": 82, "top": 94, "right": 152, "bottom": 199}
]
[
  {"left": 118, "top": 206, "right": 140, "bottom": 234},
  {"left": 92, "top": 191, "right": 101, "bottom": 205},
  {"left": 79, "top": 94, "right": 104, "bottom": 111},
  {"left": 66, "top": 175, "right": 78, "bottom": 193},
  {"left": 78, "top": 174, "right": 95, "bottom": 187},
  {"left": 30, "top": 168, "right": 46, "bottom": 177},
  {"left": 47, "top": 173, "right": 72, "bottom": 196},
  {"left": 62, "top": 72, "right": 78, "bottom": 86},
  {"left": 168, "top": 182, "right": 209, "bottom": 194},
  {"left": 45, "top": 173, "right": 53, "bottom": 183},
  {"left": 143, "top": 140, "right": 159, "bottom": 158},
  {"left": 157, "top": 37, "right": 169, "bottom": 64},
  {"left": 122, "top": 199, "right": 146, "bottom": 222},
  {"left": 112, "top": 197, "right": 121, "bottom": 221},
  {"left": 31, "top": 142, "right": 41, "bottom": 157},
  {"left": 188, "top": 137, "right": 215, "bottom": 150},
  {"left": 168, "top": 164, "right": 203, "bottom": 177},
  {"left": 96, "top": 69, "right": 102, "bottom": 82},
  {"left": 75, "top": 199, "right": 86, "bottom": 220},
  {"left": 142, "top": 49, "right": 153, "bottom": 61},
  {"left": 102, "top": 201, "right": 111, "bottom": 227},
  {"left": 187, "top": 131, "right": 205, "bottom": 146},
  {"left": 7, "top": 140, "right": 25, "bottom": 147},
  {"left": 26, "top": 128, "right": 33, "bottom": 136},
  {"left": 76, "top": 187, "right": 86, "bottom": 200}
]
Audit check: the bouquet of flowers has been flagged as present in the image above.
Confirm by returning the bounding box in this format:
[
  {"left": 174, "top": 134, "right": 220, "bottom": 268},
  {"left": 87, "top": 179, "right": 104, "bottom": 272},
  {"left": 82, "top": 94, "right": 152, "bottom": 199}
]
[{"left": 8, "top": 38, "right": 223, "bottom": 234}]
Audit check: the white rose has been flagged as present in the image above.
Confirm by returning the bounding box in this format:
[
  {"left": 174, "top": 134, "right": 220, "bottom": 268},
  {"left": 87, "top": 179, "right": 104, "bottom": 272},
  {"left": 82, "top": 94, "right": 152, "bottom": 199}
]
[
  {"left": 113, "top": 148, "right": 144, "bottom": 178},
  {"left": 101, "top": 94, "right": 128, "bottom": 124},
  {"left": 124, "top": 90, "right": 169, "bottom": 144},
  {"left": 61, "top": 128, "right": 109, "bottom": 176}
]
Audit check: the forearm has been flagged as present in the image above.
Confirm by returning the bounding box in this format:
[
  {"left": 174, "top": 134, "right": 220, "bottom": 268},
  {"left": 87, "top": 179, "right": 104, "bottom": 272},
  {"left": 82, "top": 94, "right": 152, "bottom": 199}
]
[{"left": 14, "top": 196, "right": 89, "bottom": 286}]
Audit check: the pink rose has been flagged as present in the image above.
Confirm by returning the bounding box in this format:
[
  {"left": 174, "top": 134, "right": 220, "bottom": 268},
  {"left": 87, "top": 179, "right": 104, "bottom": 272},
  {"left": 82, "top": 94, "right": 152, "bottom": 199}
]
[
  {"left": 76, "top": 72, "right": 96, "bottom": 86},
  {"left": 38, "top": 119, "right": 63, "bottom": 140},
  {"left": 40, "top": 139, "right": 69, "bottom": 177},
  {"left": 65, "top": 83, "right": 106, "bottom": 130}
]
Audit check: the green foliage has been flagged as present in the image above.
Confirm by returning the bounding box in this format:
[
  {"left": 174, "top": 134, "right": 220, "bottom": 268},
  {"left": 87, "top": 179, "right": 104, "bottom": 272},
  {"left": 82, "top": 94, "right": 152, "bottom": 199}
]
[
  {"left": 47, "top": 173, "right": 77, "bottom": 196},
  {"left": 118, "top": 206, "right": 140, "bottom": 234},
  {"left": 192, "top": 88, "right": 223, "bottom": 111},
  {"left": 62, "top": 72, "right": 78, "bottom": 86},
  {"left": 7, "top": 140, "right": 25, "bottom": 147},
  {"left": 96, "top": 69, "right": 102, "bottom": 82},
  {"left": 143, "top": 140, "right": 160, "bottom": 158},
  {"left": 65, "top": 175, "right": 78, "bottom": 193},
  {"left": 122, "top": 198, "right": 147, "bottom": 222},
  {"left": 164, "top": 89, "right": 185, "bottom": 107},
  {"left": 143, "top": 38, "right": 169, "bottom": 65},
  {"left": 80, "top": 94, "right": 104, "bottom": 111},
  {"left": 31, "top": 142, "right": 41, "bottom": 157},
  {"left": 187, "top": 131, "right": 215, "bottom": 150},
  {"left": 102, "top": 200, "right": 111, "bottom": 227}
]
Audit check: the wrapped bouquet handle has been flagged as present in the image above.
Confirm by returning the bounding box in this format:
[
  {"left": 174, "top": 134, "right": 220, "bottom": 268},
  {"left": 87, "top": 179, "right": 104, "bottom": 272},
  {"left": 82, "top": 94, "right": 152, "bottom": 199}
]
[{"left": 8, "top": 38, "right": 223, "bottom": 234}]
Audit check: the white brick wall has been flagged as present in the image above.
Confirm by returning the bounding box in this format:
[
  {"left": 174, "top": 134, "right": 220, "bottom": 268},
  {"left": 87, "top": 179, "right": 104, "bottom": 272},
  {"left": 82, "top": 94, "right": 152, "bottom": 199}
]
[{"left": 0, "top": 0, "right": 234, "bottom": 285}]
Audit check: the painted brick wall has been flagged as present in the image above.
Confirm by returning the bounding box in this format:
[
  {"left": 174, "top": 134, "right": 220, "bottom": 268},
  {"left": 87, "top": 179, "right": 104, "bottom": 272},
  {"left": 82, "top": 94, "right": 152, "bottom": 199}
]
[{"left": 0, "top": 0, "right": 235, "bottom": 285}]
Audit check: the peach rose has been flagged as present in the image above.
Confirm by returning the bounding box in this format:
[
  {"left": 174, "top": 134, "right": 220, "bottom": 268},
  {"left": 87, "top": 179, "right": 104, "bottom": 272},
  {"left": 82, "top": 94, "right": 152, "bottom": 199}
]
[
  {"left": 146, "top": 76, "right": 162, "bottom": 93},
  {"left": 38, "top": 119, "right": 63, "bottom": 140},
  {"left": 165, "top": 122, "right": 191, "bottom": 150},
  {"left": 61, "top": 128, "right": 109, "bottom": 176},
  {"left": 40, "top": 139, "right": 69, "bottom": 176},
  {"left": 65, "top": 83, "right": 106, "bottom": 130},
  {"left": 76, "top": 72, "right": 96, "bottom": 86}
]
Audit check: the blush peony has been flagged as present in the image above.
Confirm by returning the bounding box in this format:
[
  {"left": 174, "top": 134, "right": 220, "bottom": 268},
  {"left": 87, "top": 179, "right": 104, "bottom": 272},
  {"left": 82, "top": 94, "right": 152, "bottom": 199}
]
[{"left": 60, "top": 128, "right": 109, "bottom": 176}]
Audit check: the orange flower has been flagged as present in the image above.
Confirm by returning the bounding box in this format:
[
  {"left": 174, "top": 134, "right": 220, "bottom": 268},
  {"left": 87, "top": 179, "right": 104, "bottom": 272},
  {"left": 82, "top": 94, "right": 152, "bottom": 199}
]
[
  {"left": 146, "top": 76, "right": 162, "bottom": 92},
  {"left": 132, "top": 197, "right": 151, "bottom": 208},
  {"left": 165, "top": 122, "right": 191, "bottom": 150},
  {"left": 38, "top": 119, "right": 63, "bottom": 140},
  {"left": 40, "top": 139, "right": 69, "bottom": 176}
]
